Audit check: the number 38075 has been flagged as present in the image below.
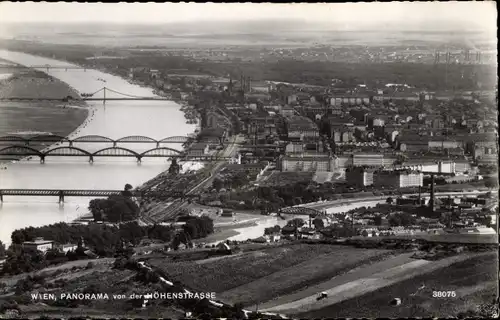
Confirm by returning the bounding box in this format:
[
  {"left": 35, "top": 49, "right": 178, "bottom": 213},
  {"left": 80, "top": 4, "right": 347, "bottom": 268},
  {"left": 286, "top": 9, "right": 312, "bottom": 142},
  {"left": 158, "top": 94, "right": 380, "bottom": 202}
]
[{"left": 433, "top": 291, "right": 456, "bottom": 298}]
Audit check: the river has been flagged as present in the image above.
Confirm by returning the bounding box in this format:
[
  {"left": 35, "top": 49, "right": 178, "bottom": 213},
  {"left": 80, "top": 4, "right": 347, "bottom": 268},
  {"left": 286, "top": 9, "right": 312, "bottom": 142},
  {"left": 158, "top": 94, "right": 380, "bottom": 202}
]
[
  {"left": 224, "top": 200, "right": 384, "bottom": 243},
  {"left": 0, "top": 50, "right": 196, "bottom": 244}
]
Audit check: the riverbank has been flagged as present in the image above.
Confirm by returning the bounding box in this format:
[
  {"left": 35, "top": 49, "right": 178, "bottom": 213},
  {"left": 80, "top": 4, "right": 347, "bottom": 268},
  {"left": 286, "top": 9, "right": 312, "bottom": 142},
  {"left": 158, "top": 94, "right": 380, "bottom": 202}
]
[
  {"left": 0, "top": 50, "right": 198, "bottom": 244},
  {"left": 0, "top": 69, "right": 91, "bottom": 163}
]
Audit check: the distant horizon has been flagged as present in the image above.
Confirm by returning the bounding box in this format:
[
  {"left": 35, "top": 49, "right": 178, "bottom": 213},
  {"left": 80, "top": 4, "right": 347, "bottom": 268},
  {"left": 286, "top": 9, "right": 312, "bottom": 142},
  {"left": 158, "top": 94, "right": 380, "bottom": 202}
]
[
  {"left": 0, "top": 18, "right": 493, "bottom": 33},
  {"left": 0, "top": 2, "right": 496, "bottom": 33}
]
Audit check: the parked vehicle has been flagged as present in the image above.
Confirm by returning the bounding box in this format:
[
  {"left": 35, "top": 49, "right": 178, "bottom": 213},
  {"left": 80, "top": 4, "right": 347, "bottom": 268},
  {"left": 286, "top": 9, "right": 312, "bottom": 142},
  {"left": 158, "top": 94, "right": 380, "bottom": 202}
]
[{"left": 317, "top": 292, "right": 328, "bottom": 301}]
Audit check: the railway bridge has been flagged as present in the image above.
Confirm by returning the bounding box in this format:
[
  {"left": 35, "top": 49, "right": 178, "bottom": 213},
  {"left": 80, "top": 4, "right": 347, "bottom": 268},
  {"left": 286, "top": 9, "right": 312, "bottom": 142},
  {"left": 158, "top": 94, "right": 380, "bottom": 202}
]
[
  {"left": 0, "top": 145, "right": 231, "bottom": 163},
  {"left": 0, "top": 134, "right": 191, "bottom": 147},
  {"left": 0, "top": 189, "right": 198, "bottom": 203}
]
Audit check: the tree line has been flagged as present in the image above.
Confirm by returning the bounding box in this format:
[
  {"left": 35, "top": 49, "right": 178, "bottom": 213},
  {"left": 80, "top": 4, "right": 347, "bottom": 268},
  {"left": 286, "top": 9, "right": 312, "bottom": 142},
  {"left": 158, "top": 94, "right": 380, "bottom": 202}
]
[
  {"left": 88, "top": 194, "right": 140, "bottom": 223},
  {"left": 3, "top": 215, "right": 215, "bottom": 275}
]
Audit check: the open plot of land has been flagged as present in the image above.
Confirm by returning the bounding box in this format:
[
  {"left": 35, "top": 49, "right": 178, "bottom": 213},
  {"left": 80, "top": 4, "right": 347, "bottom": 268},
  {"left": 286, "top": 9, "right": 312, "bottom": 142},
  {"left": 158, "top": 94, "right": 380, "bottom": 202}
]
[
  {"left": 148, "top": 244, "right": 391, "bottom": 301},
  {"left": 259, "top": 171, "right": 315, "bottom": 186},
  {"left": 350, "top": 234, "right": 498, "bottom": 244},
  {"left": 0, "top": 103, "right": 88, "bottom": 138},
  {"left": 254, "top": 252, "right": 416, "bottom": 311},
  {"left": 218, "top": 249, "right": 393, "bottom": 306},
  {"left": 295, "top": 252, "right": 498, "bottom": 319}
]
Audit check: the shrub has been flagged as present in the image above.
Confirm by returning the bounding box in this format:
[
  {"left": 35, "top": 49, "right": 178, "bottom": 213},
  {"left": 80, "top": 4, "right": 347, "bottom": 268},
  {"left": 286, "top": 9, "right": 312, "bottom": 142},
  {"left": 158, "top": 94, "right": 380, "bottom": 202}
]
[{"left": 0, "top": 300, "right": 19, "bottom": 313}]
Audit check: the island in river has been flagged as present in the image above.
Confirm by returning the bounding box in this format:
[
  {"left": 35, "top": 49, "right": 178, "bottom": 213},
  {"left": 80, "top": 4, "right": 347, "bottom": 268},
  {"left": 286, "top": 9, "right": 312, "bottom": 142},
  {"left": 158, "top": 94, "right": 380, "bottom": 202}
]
[{"left": 0, "top": 67, "right": 89, "bottom": 162}]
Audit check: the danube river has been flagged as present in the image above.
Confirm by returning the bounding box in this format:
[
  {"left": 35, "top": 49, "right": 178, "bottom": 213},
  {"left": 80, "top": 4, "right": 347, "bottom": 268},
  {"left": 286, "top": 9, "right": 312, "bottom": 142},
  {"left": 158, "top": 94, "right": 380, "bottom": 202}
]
[{"left": 0, "top": 50, "right": 195, "bottom": 244}]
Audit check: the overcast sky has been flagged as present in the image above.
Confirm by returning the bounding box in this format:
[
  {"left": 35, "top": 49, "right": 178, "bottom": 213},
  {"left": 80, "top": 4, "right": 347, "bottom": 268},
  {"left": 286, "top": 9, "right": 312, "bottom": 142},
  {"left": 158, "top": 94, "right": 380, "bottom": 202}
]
[{"left": 0, "top": 2, "right": 496, "bottom": 30}]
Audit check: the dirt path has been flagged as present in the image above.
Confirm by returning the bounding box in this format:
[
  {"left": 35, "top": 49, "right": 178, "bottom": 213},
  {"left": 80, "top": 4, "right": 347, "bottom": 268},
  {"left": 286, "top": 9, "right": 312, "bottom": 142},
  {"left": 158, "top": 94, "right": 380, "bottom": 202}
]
[{"left": 259, "top": 252, "right": 488, "bottom": 315}]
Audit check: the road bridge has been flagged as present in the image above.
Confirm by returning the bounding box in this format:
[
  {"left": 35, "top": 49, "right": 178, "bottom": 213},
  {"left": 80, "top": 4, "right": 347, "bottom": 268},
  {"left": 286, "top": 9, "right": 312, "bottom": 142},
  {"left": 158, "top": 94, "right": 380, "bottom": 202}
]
[
  {"left": 0, "top": 145, "right": 231, "bottom": 163},
  {"left": 239, "top": 144, "right": 286, "bottom": 149},
  {"left": 0, "top": 97, "right": 172, "bottom": 102},
  {"left": 0, "top": 134, "right": 190, "bottom": 147},
  {"left": 0, "top": 64, "right": 87, "bottom": 72},
  {"left": 0, "top": 189, "right": 198, "bottom": 203},
  {"left": 0, "top": 87, "right": 173, "bottom": 103},
  {"left": 279, "top": 206, "right": 324, "bottom": 216}
]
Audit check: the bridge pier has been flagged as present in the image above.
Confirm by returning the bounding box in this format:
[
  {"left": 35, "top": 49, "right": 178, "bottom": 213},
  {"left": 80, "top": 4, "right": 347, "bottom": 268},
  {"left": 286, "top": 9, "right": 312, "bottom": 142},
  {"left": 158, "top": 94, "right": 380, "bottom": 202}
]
[
  {"left": 40, "top": 156, "right": 45, "bottom": 164},
  {"left": 89, "top": 156, "right": 94, "bottom": 163},
  {"left": 113, "top": 141, "right": 117, "bottom": 147},
  {"left": 156, "top": 142, "right": 160, "bottom": 148},
  {"left": 69, "top": 141, "right": 73, "bottom": 147},
  {"left": 137, "top": 156, "right": 142, "bottom": 163},
  {"left": 58, "top": 191, "right": 64, "bottom": 203},
  {"left": 0, "top": 191, "right": 3, "bottom": 203}
]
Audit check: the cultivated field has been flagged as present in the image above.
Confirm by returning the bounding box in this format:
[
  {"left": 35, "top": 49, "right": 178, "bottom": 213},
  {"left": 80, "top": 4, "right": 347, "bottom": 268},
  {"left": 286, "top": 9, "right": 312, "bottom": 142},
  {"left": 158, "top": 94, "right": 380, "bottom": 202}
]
[
  {"left": 148, "top": 244, "right": 392, "bottom": 305},
  {"left": 297, "top": 252, "right": 498, "bottom": 318},
  {"left": 218, "top": 249, "right": 394, "bottom": 305}
]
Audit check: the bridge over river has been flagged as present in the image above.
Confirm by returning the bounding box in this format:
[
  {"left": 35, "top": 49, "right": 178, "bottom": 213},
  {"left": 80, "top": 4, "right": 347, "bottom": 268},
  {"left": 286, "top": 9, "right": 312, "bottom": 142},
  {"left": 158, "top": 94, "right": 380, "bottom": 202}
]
[
  {"left": 0, "top": 189, "right": 199, "bottom": 203},
  {"left": 0, "top": 134, "right": 190, "bottom": 146},
  {"left": 0, "top": 86, "right": 173, "bottom": 102},
  {"left": 0, "top": 145, "right": 231, "bottom": 163}
]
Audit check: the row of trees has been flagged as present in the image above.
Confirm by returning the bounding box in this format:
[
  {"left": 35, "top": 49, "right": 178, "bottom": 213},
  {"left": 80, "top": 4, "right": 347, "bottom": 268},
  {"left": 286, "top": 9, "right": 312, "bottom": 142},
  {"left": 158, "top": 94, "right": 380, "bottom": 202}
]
[
  {"left": 388, "top": 212, "right": 417, "bottom": 227},
  {"left": 172, "top": 216, "right": 215, "bottom": 250},
  {"left": 182, "top": 216, "right": 214, "bottom": 240},
  {"left": 10, "top": 222, "right": 175, "bottom": 253},
  {"left": 208, "top": 180, "right": 388, "bottom": 212},
  {"left": 1, "top": 247, "right": 89, "bottom": 276},
  {"left": 2, "top": 221, "right": 187, "bottom": 275}
]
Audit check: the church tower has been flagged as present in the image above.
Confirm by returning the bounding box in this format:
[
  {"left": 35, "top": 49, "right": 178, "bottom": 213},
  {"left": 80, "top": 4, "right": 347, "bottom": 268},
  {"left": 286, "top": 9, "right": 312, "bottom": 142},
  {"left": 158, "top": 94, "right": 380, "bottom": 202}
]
[{"left": 228, "top": 76, "right": 233, "bottom": 95}]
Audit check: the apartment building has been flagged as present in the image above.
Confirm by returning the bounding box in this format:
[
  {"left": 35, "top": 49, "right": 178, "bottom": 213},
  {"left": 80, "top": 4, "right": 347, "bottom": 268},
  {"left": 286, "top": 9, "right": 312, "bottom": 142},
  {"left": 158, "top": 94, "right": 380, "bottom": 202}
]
[
  {"left": 373, "top": 170, "right": 424, "bottom": 188},
  {"left": 22, "top": 237, "right": 54, "bottom": 253},
  {"left": 286, "top": 116, "right": 319, "bottom": 140},
  {"left": 279, "top": 154, "right": 337, "bottom": 172},
  {"left": 352, "top": 153, "right": 385, "bottom": 167},
  {"left": 345, "top": 166, "right": 376, "bottom": 187}
]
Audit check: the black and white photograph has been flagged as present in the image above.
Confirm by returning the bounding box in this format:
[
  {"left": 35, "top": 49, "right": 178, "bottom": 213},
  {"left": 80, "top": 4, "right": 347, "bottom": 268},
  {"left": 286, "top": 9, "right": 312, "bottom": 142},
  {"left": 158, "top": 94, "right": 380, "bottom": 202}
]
[{"left": 0, "top": 2, "right": 498, "bottom": 319}]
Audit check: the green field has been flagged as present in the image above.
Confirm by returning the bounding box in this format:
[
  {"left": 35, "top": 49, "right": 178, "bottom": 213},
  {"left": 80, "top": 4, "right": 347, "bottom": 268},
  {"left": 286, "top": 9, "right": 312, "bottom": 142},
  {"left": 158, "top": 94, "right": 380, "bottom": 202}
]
[{"left": 298, "top": 252, "right": 498, "bottom": 318}]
